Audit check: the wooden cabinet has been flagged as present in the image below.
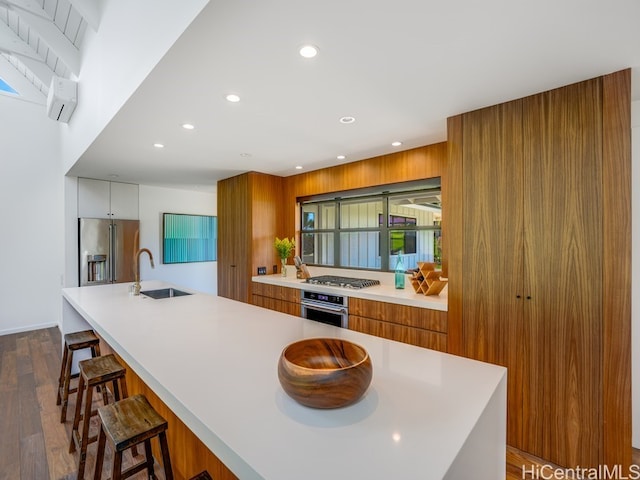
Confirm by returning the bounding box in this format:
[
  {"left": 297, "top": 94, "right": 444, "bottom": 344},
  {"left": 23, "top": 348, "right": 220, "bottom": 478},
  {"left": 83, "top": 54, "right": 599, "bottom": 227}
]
[
  {"left": 217, "top": 172, "right": 283, "bottom": 303},
  {"left": 460, "top": 99, "right": 527, "bottom": 454},
  {"left": 348, "top": 297, "right": 447, "bottom": 352},
  {"left": 447, "top": 71, "right": 631, "bottom": 469},
  {"left": 217, "top": 174, "right": 249, "bottom": 301},
  {"left": 521, "top": 81, "right": 603, "bottom": 465},
  {"left": 251, "top": 283, "right": 300, "bottom": 316},
  {"left": 251, "top": 285, "right": 447, "bottom": 347},
  {"left": 78, "top": 178, "right": 139, "bottom": 219}
]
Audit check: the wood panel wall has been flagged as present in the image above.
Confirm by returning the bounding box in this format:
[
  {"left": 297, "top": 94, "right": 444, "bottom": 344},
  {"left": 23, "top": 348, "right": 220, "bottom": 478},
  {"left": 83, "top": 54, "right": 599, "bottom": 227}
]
[
  {"left": 217, "top": 173, "right": 249, "bottom": 301},
  {"left": 249, "top": 172, "right": 284, "bottom": 282},
  {"left": 461, "top": 100, "right": 525, "bottom": 450},
  {"left": 601, "top": 69, "right": 632, "bottom": 471},
  {"left": 522, "top": 78, "right": 603, "bottom": 466},
  {"left": 445, "top": 116, "right": 463, "bottom": 356}
]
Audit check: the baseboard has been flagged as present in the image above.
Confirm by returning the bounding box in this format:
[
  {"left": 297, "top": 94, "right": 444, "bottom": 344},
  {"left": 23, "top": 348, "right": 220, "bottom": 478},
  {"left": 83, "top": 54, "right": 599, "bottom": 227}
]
[{"left": 0, "top": 322, "right": 60, "bottom": 337}]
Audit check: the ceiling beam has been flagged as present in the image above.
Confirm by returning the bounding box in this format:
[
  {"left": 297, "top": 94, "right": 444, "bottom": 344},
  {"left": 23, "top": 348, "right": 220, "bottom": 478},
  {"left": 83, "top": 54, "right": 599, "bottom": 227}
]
[
  {"left": 0, "top": 20, "right": 43, "bottom": 61},
  {"left": 0, "top": 54, "right": 46, "bottom": 105},
  {"left": 67, "top": 0, "right": 99, "bottom": 31},
  {"left": 7, "top": 4, "right": 81, "bottom": 75},
  {"left": 13, "top": 53, "right": 53, "bottom": 86},
  {"left": 2, "top": 0, "right": 52, "bottom": 19},
  {"left": 0, "top": 18, "right": 56, "bottom": 88}
]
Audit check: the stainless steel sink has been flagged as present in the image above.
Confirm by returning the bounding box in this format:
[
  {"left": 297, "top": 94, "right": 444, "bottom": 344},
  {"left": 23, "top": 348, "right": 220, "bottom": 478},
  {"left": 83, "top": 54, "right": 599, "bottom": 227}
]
[{"left": 140, "top": 288, "right": 191, "bottom": 299}]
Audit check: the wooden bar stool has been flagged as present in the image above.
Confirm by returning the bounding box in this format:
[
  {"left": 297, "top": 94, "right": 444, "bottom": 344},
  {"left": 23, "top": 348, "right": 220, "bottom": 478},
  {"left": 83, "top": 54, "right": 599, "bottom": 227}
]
[
  {"left": 56, "top": 329, "right": 101, "bottom": 423},
  {"left": 94, "top": 394, "right": 173, "bottom": 480},
  {"left": 69, "top": 353, "right": 133, "bottom": 480}
]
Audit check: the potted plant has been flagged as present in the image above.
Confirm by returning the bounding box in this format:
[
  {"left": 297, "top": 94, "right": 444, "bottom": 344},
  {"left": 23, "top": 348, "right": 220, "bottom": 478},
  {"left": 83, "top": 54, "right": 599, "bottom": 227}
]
[{"left": 274, "top": 237, "right": 295, "bottom": 277}]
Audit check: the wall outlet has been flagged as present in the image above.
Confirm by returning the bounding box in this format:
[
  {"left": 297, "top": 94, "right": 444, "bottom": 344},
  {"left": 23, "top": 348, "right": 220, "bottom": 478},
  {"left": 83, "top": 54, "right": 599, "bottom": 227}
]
[
  {"left": 257, "top": 266, "right": 267, "bottom": 275},
  {"left": 273, "top": 265, "right": 277, "bottom": 274}
]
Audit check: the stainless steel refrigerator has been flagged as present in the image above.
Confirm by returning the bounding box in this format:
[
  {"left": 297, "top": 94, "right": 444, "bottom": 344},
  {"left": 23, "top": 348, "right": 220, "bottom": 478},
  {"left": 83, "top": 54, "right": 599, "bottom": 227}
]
[{"left": 78, "top": 218, "right": 140, "bottom": 286}]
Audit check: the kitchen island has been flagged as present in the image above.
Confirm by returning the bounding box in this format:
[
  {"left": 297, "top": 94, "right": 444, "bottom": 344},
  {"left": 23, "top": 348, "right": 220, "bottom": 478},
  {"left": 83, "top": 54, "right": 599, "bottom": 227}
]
[{"left": 62, "top": 280, "right": 505, "bottom": 480}]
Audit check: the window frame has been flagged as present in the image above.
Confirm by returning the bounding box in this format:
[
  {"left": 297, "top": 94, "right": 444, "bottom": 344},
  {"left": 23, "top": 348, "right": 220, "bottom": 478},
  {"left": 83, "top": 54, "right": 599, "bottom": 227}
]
[{"left": 299, "top": 181, "right": 441, "bottom": 271}]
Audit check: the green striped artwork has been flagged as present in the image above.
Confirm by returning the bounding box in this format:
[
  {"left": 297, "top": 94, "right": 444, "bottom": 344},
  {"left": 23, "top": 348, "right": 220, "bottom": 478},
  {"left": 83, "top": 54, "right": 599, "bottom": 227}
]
[{"left": 163, "top": 213, "right": 217, "bottom": 264}]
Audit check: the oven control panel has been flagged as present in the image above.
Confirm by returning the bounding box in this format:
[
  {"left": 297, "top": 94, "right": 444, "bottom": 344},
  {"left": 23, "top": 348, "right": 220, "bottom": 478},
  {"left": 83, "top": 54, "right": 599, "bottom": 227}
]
[{"left": 301, "top": 290, "right": 347, "bottom": 307}]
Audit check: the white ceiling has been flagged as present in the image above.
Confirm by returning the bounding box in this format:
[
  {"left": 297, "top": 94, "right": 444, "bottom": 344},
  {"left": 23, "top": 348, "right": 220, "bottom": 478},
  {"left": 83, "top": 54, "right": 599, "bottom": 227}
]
[{"left": 15, "top": 1, "right": 640, "bottom": 191}]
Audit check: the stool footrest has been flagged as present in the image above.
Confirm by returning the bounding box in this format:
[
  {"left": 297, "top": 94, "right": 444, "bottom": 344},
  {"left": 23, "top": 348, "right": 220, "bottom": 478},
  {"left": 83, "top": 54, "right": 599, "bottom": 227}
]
[
  {"left": 120, "top": 457, "right": 154, "bottom": 480},
  {"left": 70, "top": 429, "right": 99, "bottom": 453}
]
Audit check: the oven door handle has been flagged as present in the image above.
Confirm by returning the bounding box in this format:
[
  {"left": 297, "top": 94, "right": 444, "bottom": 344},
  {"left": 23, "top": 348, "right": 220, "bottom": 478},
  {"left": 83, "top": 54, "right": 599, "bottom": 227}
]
[{"left": 301, "top": 300, "right": 348, "bottom": 315}]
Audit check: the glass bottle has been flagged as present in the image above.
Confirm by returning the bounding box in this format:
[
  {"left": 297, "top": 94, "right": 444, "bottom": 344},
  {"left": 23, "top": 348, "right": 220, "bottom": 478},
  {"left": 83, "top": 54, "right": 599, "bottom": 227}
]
[{"left": 394, "top": 254, "right": 405, "bottom": 289}]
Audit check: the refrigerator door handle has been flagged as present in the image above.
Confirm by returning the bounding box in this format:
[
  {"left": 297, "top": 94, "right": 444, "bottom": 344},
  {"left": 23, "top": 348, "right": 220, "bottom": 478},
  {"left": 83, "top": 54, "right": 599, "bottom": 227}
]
[{"left": 111, "top": 223, "right": 117, "bottom": 282}]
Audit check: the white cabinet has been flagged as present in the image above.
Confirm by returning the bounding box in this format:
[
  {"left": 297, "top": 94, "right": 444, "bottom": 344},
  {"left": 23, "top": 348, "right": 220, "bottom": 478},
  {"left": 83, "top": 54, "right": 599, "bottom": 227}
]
[
  {"left": 108, "top": 181, "right": 139, "bottom": 219},
  {"left": 78, "top": 178, "right": 139, "bottom": 219}
]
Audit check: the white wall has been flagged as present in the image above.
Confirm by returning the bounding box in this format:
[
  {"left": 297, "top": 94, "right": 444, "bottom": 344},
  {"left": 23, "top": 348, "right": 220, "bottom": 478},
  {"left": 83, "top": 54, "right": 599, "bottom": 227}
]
[
  {"left": 0, "top": 97, "right": 64, "bottom": 335},
  {"left": 61, "top": 0, "right": 209, "bottom": 172},
  {"left": 63, "top": 176, "right": 79, "bottom": 288},
  {"left": 138, "top": 185, "right": 217, "bottom": 294},
  {"left": 632, "top": 99, "right": 639, "bottom": 448}
]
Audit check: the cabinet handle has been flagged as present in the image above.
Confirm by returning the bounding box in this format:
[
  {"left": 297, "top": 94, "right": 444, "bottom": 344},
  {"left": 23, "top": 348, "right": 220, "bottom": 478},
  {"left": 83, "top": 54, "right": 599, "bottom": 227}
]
[
  {"left": 526, "top": 296, "right": 532, "bottom": 300},
  {"left": 516, "top": 295, "right": 521, "bottom": 299}
]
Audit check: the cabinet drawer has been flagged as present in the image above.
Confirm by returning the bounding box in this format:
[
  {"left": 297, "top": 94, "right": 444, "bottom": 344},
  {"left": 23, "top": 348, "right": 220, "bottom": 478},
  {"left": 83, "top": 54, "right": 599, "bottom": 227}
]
[
  {"left": 252, "top": 283, "right": 299, "bottom": 303},
  {"left": 349, "top": 316, "right": 447, "bottom": 352},
  {"left": 349, "top": 297, "right": 447, "bottom": 333},
  {"left": 252, "top": 295, "right": 300, "bottom": 316}
]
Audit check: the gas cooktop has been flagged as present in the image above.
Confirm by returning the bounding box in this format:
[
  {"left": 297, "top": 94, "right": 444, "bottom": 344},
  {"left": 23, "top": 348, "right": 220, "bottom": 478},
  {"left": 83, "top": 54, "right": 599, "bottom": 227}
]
[{"left": 305, "top": 275, "right": 381, "bottom": 289}]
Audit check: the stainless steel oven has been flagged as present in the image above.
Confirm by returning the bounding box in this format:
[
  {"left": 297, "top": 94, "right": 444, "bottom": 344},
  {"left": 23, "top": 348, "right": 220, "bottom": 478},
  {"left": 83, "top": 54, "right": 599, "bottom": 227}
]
[{"left": 300, "top": 290, "right": 349, "bottom": 328}]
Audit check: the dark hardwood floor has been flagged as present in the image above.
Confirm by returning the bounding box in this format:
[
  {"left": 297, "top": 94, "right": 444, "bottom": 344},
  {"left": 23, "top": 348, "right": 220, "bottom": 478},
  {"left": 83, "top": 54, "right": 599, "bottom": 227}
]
[
  {"left": 1, "top": 327, "right": 638, "bottom": 480},
  {"left": 0, "top": 327, "right": 166, "bottom": 480}
]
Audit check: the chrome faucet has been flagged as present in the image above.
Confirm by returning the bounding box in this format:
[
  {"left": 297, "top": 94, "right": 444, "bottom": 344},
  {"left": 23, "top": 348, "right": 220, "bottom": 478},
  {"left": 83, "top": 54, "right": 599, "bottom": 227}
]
[{"left": 133, "top": 248, "right": 155, "bottom": 295}]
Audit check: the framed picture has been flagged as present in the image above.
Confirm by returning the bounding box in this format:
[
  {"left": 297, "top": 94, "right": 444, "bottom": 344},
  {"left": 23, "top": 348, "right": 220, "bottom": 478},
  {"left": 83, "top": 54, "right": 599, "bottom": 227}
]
[{"left": 162, "top": 213, "right": 217, "bottom": 264}]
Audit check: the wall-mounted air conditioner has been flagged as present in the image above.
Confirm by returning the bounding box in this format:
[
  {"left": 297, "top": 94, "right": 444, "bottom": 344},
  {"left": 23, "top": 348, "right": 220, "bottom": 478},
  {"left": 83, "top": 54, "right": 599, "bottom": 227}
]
[{"left": 46, "top": 77, "right": 77, "bottom": 123}]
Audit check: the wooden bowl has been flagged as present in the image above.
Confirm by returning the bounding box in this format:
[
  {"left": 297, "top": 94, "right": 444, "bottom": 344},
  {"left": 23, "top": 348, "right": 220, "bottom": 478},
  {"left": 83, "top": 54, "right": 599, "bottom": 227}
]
[{"left": 278, "top": 338, "right": 373, "bottom": 409}]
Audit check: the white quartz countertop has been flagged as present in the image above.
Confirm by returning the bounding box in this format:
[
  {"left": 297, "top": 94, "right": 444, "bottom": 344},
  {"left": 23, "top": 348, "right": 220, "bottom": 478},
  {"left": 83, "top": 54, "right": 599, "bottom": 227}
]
[
  {"left": 62, "top": 280, "right": 504, "bottom": 480},
  {"left": 252, "top": 266, "right": 448, "bottom": 311}
]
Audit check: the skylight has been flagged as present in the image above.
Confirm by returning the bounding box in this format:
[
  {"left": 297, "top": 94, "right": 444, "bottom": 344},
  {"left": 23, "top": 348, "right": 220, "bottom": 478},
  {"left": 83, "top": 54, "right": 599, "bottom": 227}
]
[{"left": 0, "top": 77, "right": 18, "bottom": 95}]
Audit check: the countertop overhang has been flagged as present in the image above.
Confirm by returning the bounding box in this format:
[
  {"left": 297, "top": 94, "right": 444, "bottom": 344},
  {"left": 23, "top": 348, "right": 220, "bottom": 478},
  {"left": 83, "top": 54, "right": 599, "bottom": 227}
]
[{"left": 62, "top": 280, "right": 503, "bottom": 480}]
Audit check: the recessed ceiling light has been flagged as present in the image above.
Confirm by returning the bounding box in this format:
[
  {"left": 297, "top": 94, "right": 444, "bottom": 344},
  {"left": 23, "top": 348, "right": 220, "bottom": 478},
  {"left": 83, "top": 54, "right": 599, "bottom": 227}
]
[
  {"left": 337, "top": 155, "right": 346, "bottom": 160},
  {"left": 182, "top": 123, "right": 195, "bottom": 130},
  {"left": 153, "top": 143, "right": 165, "bottom": 148},
  {"left": 295, "top": 165, "right": 303, "bottom": 170},
  {"left": 226, "top": 94, "right": 240, "bottom": 103},
  {"left": 299, "top": 45, "right": 318, "bottom": 58},
  {"left": 108, "top": 174, "right": 119, "bottom": 178},
  {"left": 240, "top": 153, "right": 252, "bottom": 157},
  {"left": 391, "top": 141, "right": 402, "bottom": 147},
  {"left": 339, "top": 116, "right": 356, "bottom": 124}
]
